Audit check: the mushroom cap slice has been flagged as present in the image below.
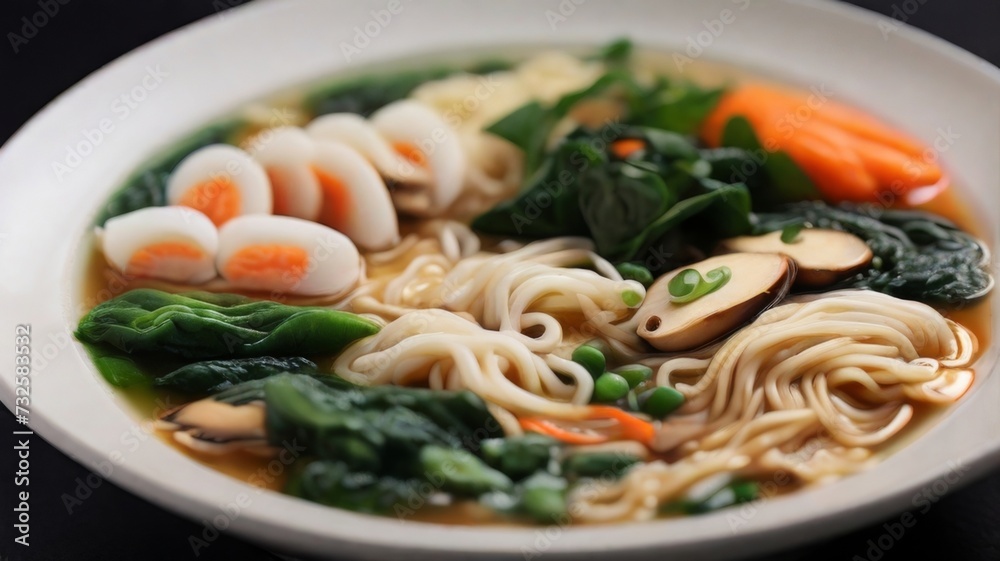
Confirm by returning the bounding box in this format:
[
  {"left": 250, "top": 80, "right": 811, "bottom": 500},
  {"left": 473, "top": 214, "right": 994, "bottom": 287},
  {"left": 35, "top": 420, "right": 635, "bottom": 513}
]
[
  {"left": 716, "top": 229, "right": 872, "bottom": 288},
  {"left": 637, "top": 253, "right": 794, "bottom": 352}
]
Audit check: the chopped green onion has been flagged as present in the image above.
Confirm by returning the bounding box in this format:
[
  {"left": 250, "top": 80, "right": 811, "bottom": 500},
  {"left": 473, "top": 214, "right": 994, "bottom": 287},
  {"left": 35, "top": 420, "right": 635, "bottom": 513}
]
[
  {"left": 667, "top": 266, "right": 732, "bottom": 304},
  {"left": 639, "top": 387, "right": 685, "bottom": 419},
  {"left": 592, "top": 373, "right": 630, "bottom": 402},
  {"left": 780, "top": 223, "right": 805, "bottom": 243},
  {"left": 615, "top": 263, "right": 654, "bottom": 288},
  {"left": 613, "top": 364, "right": 652, "bottom": 389},
  {"left": 621, "top": 290, "right": 643, "bottom": 307},
  {"left": 625, "top": 389, "right": 640, "bottom": 412},
  {"left": 572, "top": 344, "right": 606, "bottom": 379},
  {"left": 688, "top": 480, "right": 759, "bottom": 514}
]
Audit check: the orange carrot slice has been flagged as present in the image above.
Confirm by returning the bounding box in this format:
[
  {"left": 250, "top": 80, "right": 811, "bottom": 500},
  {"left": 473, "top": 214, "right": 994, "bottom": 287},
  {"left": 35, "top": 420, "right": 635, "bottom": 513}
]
[{"left": 586, "top": 405, "right": 656, "bottom": 445}]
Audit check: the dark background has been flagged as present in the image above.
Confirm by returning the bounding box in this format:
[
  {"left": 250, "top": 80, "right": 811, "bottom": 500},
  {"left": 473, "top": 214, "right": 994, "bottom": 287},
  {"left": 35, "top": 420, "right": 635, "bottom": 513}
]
[{"left": 1, "top": 1, "right": 998, "bottom": 560}]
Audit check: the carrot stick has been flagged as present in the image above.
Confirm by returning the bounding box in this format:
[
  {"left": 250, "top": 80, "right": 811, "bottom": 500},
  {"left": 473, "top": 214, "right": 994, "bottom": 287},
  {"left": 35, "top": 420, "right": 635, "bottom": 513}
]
[
  {"left": 814, "top": 103, "right": 926, "bottom": 158},
  {"left": 586, "top": 406, "right": 656, "bottom": 445},
  {"left": 519, "top": 418, "right": 609, "bottom": 445},
  {"left": 851, "top": 137, "right": 943, "bottom": 190},
  {"left": 784, "top": 126, "right": 878, "bottom": 202},
  {"left": 699, "top": 83, "right": 946, "bottom": 205}
]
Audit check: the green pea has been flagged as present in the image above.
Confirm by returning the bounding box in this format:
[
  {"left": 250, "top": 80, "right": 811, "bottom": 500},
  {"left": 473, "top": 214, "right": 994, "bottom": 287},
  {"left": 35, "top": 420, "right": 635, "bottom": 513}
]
[
  {"left": 639, "top": 386, "right": 685, "bottom": 419},
  {"left": 572, "top": 344, "right": 606, "bottom": 379},
  {"left": 613, "top": 364, "right": 652, "bottom": 388},
  {"left": 593, "top": 372, "right": 629, "bottom": 402}
]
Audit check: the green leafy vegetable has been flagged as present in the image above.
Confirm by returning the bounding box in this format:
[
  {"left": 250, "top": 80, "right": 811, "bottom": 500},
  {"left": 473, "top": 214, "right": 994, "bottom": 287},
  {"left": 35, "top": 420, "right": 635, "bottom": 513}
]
[
  {"left": 756, "top": 202, "right": 994, "bottom": 305},
  {"left": 202, "top": 371, "right": 654, "bottom": 521},
  {"left": 596, "top": 37, "right": 633, "bottom": 63},
  {"left": 83, "top": 344, "right": 149, "bottom": 388},
  {"left": 515, "top": 472, "right": 568, "bottom": 523},
  {"left": 286, "top": 459, "right": 421, "bottom": 514},
  {"left": 664, "top": 479, "right": 759, "bottom": 515},
  {"left": 485, "top": 39, "right": 722, "bottom": 177},
  {"left": 474, "top": 124, "right": 754, "bottom": 266},
  {"left": 667, "top": 266, "right": 732, "bottom": 303},
  {"left": 482, "top": 471, "right": 569, "bottom": 524},
  {"left": 631, "top": 84, "right": 724, "bottom": 136},
  {"left": 481, "top": 434, "right": 559, "bottom": 481},
  {"left": 258, "top": 374, "right": 500, "bottom": 475},
  {"left": 419, "top": 446, "right": 513, "bottom": 495},
  {"left": 471, "top": 133, "right": 596, "bottom": 238},
  {"left": 75, "top": 289, "right": 380, "bottom": 359},
  {"left": 153, "top": 356, "right": 318, "bottom": 394}
]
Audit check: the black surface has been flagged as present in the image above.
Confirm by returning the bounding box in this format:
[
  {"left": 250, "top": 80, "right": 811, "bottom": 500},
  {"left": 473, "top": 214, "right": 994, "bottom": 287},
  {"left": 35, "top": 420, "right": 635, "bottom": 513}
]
[{"left": 1, "top": 1, "right": 999, "bottom": 560}]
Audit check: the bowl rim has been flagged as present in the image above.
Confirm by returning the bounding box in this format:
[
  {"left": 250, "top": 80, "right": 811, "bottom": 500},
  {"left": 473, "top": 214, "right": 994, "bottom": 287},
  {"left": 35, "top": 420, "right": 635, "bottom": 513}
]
[{"left": 1, "top": 1, "right": 999, "bottom": 559}]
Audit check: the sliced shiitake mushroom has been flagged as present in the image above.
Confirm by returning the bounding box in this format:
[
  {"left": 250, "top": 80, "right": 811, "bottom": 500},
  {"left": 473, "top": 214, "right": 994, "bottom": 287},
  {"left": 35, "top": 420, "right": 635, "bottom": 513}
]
[
  {"left": 157, "top": 399, "right": 268, "bottom": 454},
  {"left": 636, "top": 253, "right": 794, "bottom": 352},
  {"left": 716, "top": 229, "right": 872, "bottom": 288}
]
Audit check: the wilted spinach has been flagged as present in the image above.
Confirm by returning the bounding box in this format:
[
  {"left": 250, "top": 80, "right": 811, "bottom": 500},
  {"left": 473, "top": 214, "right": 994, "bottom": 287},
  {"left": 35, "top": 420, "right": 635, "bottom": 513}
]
[
  {"left": 199, "top": 373, "right": 644, "bottom": 521},
  {"left": 474, "top": 124, "right": 753, "bottom": 266},
  {"left": 154, "top": 356, "right": 319, "bottom": 394},
  {"left": 756, "top": 202, "right": 993, "bottom": 305}
]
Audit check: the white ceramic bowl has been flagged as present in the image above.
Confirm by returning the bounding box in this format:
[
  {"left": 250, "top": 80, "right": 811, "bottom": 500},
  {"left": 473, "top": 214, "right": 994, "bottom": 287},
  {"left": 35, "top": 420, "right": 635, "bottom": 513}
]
[{"left": 1, "top": 1, "right": 999, "bottom": 559}]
